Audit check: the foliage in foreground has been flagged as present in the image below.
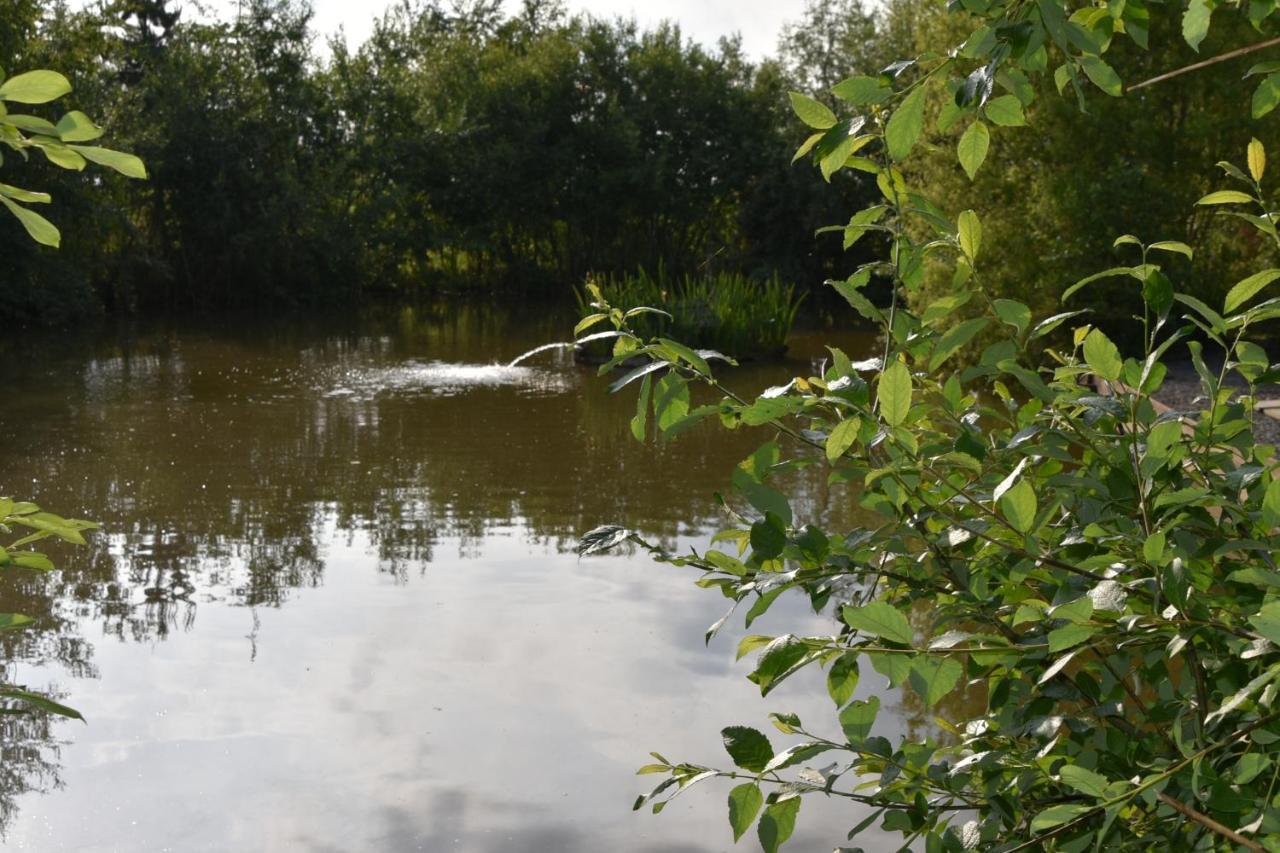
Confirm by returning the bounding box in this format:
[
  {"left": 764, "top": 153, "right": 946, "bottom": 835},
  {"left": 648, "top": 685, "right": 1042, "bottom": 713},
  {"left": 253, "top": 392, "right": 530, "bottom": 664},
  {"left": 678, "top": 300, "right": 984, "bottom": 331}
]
[
  {"left": 576, "top": 269, "right": 803, "bottom": 358},
  {"left": 578, "top": 2, "right": 1280, "bottom": 849},
  {"left": 0, "top": 65, "right": 122, "bottom": 719}
]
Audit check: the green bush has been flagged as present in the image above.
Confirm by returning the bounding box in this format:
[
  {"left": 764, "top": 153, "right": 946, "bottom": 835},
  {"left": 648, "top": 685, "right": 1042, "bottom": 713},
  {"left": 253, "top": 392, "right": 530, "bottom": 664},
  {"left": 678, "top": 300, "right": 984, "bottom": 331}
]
[
  {"left": 576, "top": 268, "right": 803, "bottom": 359},
  {"left": 578, "top": 4, "right": 1280, "bottom": 851}
]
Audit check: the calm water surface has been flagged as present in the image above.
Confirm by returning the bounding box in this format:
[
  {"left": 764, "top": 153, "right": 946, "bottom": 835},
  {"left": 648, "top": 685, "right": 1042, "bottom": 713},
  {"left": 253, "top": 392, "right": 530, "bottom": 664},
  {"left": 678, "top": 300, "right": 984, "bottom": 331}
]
[{"left": 0, "top": 302, "right": 926, "bottom": 852}]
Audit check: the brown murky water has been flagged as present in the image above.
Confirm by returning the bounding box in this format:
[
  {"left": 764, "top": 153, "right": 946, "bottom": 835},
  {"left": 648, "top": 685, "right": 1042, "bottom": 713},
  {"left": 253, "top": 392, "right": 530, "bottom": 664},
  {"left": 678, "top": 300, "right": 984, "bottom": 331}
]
[{"left": 0, "top": 302, "right": 925, "bottom": 851}]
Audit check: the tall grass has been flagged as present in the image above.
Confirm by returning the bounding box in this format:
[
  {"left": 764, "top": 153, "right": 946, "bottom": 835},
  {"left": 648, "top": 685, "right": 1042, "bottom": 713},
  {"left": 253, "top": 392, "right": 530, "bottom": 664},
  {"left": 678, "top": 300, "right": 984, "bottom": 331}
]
[{"left": 576, "top": 268, "right": 803, "bottom": 358}]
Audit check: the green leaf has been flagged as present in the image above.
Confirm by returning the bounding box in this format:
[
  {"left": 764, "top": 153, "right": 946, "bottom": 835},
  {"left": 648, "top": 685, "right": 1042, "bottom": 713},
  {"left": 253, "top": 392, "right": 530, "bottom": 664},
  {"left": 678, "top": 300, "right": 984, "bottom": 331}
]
[
  {"left": 631, "top": 374, "right": 651, "bottom": 441},
  {"left": 1083, "top": 328, "right": 1122, "bottom": 381},
  {"left": 1263, "top": 478, "right": 1280, "bottom": 529},
  {"left": 1148, "top": 241, "right": 1193, "bottom": 260},
  {"left": 958, "top": 120, "right": 990, "bottom": 180},
  {"left": 908, "top": 657, "right": 963, "bottom": 706},
  {"left": 1031, "top": 803, "right": 1093, "bottom": 832},
  {"left": 885, "top": 87, "right": 926, "bottom": 162},
  {"left": 1197, "top": 190, "right": 1255, "bottom": 205},
  {"left": 1255, "top": 74, "right": 1280, "bottom": 119},
  {"left": 993, "top": 299, "right": 1031, "bottom": 334},
  {"left": 830, "top": 273, "right": 884, "bottom": 322},
  {"left": 1059, "top": 765, "right": 1110, "bottom": 799},
  {"left": 1182, "top": 0, "right": 1213, "bottom": 52},
  {"left": 878, "top": 360, "right": 912, "bottom": 426},
  {"left": 958, "top": 209, "right": 982, "bottom": 261},
  {"left": 825, "top": 417, "right": 860, "bottom": 463},
  {"left": 0, "top": 70, "right": 71, "bottom": 104},
  {"left": 839, "top": 695, "right": 880, "bottom": 742},
  {"left": 69, "top": 146, "right": 147, "bottom": 179},
  {"left": 984, "top": 94, "right": 1026, "bottom": 126},
  {"left": 1048, "top": 623, "right": 1096, "bottom": 652},
  {"left": 749, "top": 635, "right": 809, "bottom": 695},
  {"left": 721, "top": 726, "right": 774, "bottom": 773},
  {"left": 1000, "top": 479, "right": 1037, "bottom": 533},
  {"left": 758, "top": 796, "right": 800, "bottom": 853},
  {"left": 1250, "top": 601, "right": 1280, "bottom": 644},
  {"left": 1079, "top": 55, "right": 1122, "bottom": 96},
  {"left": 750, "top": 513, "right": 787, "bottom": 560},
  {"left": 0, "top": 687, "right": 83, "bottom": 721},
  {"left": 827, "top": 652, "right": 859, "bottom": 707},
  {"left": 1249, "top": 137, "right": 1266, "bottom": 182},
  {"left": 788, "top": 92, "right": 836, "bottom": 129},
  {"left": 0, "top": 196, "right": 59, "bottom": 247},
  {"left": 832, "top": 75, "right": 892, "bottom": 105},
  {"left": 930, "top": 318, "right": 989, "bottom": 370},
  {"left": 843, "top": 601, "right": 914, "bottom": 644},
  {"left": 1224, "top": 269, "right": 1280, "bottom": 313},
  {"left": 727, "top": 783, "right": 763, "bottom": 842},
  {"left": 54, "top": 110, "right": 103, "bottom": 142},
  {"left": 0, "top": 613, "right": 33, "bottom": 630}
]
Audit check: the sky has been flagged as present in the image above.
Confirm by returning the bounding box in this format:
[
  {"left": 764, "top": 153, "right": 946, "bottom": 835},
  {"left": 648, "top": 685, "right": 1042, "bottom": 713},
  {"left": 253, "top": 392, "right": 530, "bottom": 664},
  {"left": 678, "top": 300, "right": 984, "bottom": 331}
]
[{"left": 206, "top": 0, "right": 803, "bottom": 58}]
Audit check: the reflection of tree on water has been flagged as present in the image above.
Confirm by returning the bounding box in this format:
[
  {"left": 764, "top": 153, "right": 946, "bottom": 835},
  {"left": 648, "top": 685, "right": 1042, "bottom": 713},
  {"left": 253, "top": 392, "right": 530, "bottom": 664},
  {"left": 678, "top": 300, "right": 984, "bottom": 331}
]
[
  {"left": 0, "top": 694, "right": 66, "bottom": 834},
  {"left": 0, "top": 304, "right": 876, "bottom": 831}
]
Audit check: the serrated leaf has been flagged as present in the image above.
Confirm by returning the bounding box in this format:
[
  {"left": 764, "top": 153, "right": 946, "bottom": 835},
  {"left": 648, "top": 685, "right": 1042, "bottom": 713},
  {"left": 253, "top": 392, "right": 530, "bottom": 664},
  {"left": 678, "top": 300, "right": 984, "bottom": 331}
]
[
  {"left": 839, "top": 695, "right": 880, "bottom": 742},
  {"left": 984, "top": 94, "right": 1025, "bottom": 126},
  {"left": 877, "top": 360, "right": 912, "bottom": 426},
  {"left": 1083, "top": 328, "right": 1122, "bottom": 381},
  {"left": 908, "top": 656, "right": 962, "bottom": 706},
  {"left": 958, "top": 209, "right": 981, "bottom": 261},
  {"left": 788, "top": 92, "right": 836, "bottom": 129},
  {"left": 1000, "top": 479, "right": 1037, "bottom": 533},
  {"left": 1079, "top": 55, "right": 1122, "bottom": 96},
  {"left": 825, "top": 417, "right": 860, "bottom": 463},
  {"left": 843, "top": 601, "right": 913, "bottom": 644},
  {"left": 930, "top": 318, "right": 989, "bottom": 370},
  {"left": 1224, "top": 269, "right": 1280, "bottom": 313},
  {"left": 1031, "top": 803, "right": 1092, "bottom": 832},
  {"left": 1048, "top": 623, "right": 1096, "bottom": 652},
  {"left": 721, "top": 726, "right": 774, "bottom": 773},
  {"left": 727, "top": 783, "right": 763, "bottom": 842},
  {"left": 958, "top": 120, "right": 990, "bottom": 181},
  {"left": 827, "top": 652, "right": 859, "bottom": 706},
  {"left": 758, "top": 796, "right": 800, "bottom": 853},
  {"left": 1060, "top": 765, "right": 1110, "bottom": 799},
  {"left": 885, "top": 87, "right": 926, "bottom": 161}
]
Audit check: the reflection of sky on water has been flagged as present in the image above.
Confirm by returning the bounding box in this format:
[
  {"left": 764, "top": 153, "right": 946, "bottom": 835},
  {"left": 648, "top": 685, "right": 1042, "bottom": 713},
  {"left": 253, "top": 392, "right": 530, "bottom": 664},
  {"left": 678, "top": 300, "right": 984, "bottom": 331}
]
[
  {"left": 0, "top": 306, "right": 912, "bottom": 851},
  {"left": 9, "top": 522, "right": 903, "bottom": 851}
]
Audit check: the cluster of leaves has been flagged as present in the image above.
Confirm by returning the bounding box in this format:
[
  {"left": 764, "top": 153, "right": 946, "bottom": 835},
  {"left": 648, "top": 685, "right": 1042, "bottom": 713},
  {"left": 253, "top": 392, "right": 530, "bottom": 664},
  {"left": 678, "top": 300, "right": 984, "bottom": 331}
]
[
  {"left": 577, "top": 1, "right": 1280, "bottom": 847},
  {"left": 0, "top": 499, "right": 96, "bottom": 721},
  {"left": 0, "top": 62, "right": 118, "bottom": 721},
  {"left": 0, "top": 67, "right": 145, "bottom": 247}
]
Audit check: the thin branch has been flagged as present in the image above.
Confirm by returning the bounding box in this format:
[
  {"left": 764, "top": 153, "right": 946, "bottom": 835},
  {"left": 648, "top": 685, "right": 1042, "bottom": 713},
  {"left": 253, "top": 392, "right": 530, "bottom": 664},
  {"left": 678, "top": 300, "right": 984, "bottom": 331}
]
[
  {"left": 1155, "top": 793, "right": 1264, "bottom": 852},
  {"left": 1127, "top": 36, "right": 1280, "bottom": 93}
]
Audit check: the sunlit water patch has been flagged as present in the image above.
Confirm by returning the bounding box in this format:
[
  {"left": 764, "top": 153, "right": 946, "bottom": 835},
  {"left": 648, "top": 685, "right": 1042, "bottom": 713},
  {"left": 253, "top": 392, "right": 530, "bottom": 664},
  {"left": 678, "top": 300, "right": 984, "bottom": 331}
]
[{"left": 320, "top": 360, "right": 576, "bottom": 400}]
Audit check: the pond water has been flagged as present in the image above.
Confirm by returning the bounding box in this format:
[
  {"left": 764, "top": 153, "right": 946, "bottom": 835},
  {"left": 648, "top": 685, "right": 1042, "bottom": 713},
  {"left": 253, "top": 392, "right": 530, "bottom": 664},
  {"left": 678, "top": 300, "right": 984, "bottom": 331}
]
[{"left": 0, "top": 302, "right": 928, "bottom": 852}]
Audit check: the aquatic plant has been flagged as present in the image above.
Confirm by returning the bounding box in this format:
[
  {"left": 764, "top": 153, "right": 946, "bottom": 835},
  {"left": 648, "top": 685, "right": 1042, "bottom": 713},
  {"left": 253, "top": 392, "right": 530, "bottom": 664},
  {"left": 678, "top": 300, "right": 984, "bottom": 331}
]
[{"left": 576, "top": 268, "right": 803, "bottom": 359}]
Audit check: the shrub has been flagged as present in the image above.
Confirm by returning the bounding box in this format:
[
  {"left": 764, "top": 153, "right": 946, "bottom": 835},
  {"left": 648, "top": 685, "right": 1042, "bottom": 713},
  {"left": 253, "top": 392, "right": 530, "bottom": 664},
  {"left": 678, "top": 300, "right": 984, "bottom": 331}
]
[{"left": 577, "top": 6, "right": 1280, "bottom": 851}]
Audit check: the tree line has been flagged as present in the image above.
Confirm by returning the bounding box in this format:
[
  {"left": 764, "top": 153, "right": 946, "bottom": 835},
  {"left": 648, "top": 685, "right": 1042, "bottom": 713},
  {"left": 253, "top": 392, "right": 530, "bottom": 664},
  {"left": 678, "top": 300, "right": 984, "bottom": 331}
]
[{"left": 0, "top": 0, "right": 1270, "bottom": 333}]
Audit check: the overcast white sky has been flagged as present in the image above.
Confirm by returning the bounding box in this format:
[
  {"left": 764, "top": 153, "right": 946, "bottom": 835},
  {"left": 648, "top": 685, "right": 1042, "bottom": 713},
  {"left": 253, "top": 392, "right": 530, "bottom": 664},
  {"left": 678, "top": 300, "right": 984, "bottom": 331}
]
[{"left": 200, "top": 0, "right": 803, "bottom": 58}]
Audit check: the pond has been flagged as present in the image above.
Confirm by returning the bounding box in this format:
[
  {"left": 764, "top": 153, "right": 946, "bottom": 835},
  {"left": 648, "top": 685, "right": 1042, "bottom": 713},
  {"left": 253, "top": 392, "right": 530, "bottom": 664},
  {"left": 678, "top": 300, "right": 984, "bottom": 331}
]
[{"left": 0, "top": 301, "right": 929, "bottom": 852}]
